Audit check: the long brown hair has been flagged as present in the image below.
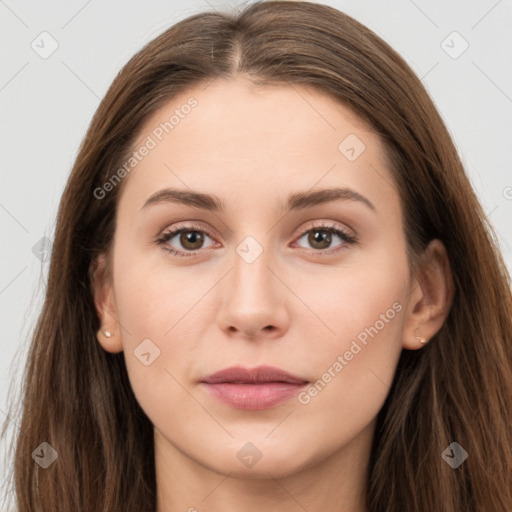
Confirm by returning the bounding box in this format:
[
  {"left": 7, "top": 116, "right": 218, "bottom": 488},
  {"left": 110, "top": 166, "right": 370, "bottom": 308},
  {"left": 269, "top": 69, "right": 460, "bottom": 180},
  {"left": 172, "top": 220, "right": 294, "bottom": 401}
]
[{"left": 3, "top": 1, "right": 512, "bottom": 510}]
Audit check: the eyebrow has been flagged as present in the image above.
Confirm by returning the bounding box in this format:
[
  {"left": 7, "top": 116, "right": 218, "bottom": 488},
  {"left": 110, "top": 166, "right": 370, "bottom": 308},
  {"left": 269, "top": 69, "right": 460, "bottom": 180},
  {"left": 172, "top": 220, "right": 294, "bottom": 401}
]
[{"left": 141, "top": 187, "right": 376, "bottom": 213}]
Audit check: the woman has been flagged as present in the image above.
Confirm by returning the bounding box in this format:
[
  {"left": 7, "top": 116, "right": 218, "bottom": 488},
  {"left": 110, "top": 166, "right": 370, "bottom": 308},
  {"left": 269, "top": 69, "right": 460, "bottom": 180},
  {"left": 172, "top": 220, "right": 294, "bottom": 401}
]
[{"left": 3, "top": 1, "right": 512, "bottom": 510}]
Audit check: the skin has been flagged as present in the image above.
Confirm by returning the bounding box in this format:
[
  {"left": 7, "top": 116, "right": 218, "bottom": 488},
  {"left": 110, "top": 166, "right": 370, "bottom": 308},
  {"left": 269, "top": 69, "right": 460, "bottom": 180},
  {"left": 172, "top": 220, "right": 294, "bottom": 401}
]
[{"left": 91, "top": 77, "right": 453, "bottom": 512}]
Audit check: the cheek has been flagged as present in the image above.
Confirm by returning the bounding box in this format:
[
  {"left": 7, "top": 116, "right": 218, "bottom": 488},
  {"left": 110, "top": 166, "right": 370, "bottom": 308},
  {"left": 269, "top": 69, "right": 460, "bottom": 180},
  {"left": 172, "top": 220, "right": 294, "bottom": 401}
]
[
  {"left": 301, "top": 251, "right": 407, "bottom": 351},
  {"left": 293, "top": 251, "right": 408, "bottom": 422},
  {"left": 111, "top": 250, "right": 220, "bottom": 421},
  {"left": 113, "top": 247, "right": 210, "bottom": 343}
]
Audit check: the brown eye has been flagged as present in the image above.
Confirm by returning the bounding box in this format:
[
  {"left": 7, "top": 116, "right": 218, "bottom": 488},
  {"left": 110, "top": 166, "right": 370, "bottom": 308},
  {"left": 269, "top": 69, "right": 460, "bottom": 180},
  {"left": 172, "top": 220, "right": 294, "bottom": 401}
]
[
  {"left": 158, "top": 227, "right": 215, "bottom": 256},
  {"left": 308, "top": 230, "right": 332, "bottom": 250},
  {"left": 296, "top": 226, "right": 355, "bottom": 252},
  {"left": 179, "top": 230, "right": 205, "bottom": 250}
]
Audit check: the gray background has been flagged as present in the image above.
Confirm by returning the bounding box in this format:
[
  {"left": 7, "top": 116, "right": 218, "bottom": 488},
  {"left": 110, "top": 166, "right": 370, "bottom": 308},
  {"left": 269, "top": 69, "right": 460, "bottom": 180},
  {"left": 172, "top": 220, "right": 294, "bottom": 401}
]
[{"left": 1, "top": 0, "right": 511, "bottom": 506}]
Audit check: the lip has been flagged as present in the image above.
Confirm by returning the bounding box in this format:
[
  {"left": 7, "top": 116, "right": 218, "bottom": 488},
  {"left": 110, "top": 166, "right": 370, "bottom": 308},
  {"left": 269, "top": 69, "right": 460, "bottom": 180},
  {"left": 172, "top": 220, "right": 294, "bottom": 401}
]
[{"left": 200, "top": 365, "right": 309, "bottom": 410}]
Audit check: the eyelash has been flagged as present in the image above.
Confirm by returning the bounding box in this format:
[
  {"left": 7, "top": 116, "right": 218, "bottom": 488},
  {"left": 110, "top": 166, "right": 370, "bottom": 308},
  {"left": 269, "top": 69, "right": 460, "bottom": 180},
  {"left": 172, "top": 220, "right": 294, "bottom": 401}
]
[{"left": 155, "top": 222, "right": 357, "bottom": 258}]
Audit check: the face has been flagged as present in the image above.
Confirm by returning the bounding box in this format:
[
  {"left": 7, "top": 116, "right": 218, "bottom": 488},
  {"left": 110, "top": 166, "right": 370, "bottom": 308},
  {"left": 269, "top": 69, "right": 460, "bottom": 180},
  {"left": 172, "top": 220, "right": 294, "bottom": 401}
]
[{"left": 97, "top": 77, "right": 417, "bottom": 479}]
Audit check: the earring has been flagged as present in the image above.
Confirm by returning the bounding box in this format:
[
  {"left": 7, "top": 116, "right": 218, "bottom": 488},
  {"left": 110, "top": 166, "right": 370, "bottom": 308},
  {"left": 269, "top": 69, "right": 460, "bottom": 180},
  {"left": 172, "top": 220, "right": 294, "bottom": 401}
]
[
  {"left": 103, "top": 330, "right": 112, "bottom": 338},
  {"left": 415, "top": 335, "right": 427, "bottom": 344}
]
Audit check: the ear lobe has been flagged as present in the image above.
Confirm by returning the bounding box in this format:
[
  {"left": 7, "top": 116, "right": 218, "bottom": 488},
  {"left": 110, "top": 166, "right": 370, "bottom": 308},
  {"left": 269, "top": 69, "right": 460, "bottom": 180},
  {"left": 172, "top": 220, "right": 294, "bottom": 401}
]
[
  {"left": 402, "top": 239, "right": 455, "bottom": 350},
  {"left": 89, "top": 253, "right": 123, "bottom": 353}
]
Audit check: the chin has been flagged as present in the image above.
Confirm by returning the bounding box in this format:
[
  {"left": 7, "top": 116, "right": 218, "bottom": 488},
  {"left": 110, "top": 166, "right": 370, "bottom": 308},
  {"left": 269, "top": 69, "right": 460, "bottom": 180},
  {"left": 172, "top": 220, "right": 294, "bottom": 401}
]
[{"left": 201, "top": 437, "right": 316, "bottom": 479}]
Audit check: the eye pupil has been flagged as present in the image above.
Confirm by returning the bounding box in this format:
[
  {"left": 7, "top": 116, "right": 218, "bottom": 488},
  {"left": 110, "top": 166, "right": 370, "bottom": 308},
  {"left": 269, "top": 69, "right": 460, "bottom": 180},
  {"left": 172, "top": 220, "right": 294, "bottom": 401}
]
[
  {"left": 180, "top": 230, "right": 204, "bottom": 250},
  {"left": 309, "top": 230, "right": 331, "bottom": 249}
]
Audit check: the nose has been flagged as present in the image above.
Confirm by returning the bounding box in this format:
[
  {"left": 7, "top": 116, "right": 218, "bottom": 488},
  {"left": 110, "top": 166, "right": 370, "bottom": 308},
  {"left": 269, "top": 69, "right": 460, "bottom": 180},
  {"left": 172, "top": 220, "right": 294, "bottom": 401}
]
[{"left": 216, "top": 247, "right": 290, "bottom": 341}]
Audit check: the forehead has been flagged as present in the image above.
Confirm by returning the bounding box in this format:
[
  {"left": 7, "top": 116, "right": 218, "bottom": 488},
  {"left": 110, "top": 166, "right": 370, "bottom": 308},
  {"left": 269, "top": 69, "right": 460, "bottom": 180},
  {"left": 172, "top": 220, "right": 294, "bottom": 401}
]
[
  {"left": 133, "top": 77, "right": 372, "bottom": 151},
  {"left": 120, "top": 77, "right": 397, "bottom": 216}
]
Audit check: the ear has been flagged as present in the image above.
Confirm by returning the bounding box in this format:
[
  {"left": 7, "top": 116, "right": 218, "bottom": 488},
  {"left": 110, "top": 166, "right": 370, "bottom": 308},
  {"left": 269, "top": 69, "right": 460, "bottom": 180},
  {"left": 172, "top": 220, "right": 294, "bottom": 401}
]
[
  {"left": 89, "top": 252, "right": 123, "bottom": 353},
  {"left": 402, "top": 239, "right": 455, "bottom": 350}
]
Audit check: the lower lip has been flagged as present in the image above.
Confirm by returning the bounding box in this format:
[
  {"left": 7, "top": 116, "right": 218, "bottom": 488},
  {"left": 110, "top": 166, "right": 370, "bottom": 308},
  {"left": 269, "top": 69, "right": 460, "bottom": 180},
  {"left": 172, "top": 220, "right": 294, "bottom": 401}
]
[{"left": 201, "top": 382, "right": 307, "bottom": 410}]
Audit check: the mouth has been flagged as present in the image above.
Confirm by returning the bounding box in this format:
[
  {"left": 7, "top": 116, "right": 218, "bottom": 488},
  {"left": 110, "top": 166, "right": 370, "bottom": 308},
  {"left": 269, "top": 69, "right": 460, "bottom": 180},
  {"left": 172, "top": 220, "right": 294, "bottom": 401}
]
[{"left": 200, "top": 365, "right": 309, "bottom": 410}]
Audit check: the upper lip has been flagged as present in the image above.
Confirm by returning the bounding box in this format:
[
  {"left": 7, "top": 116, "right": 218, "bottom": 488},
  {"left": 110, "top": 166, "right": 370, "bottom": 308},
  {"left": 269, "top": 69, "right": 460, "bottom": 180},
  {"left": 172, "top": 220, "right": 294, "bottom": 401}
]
[{"left": 201, "top": 365, "right": 308, "bottom": 385}]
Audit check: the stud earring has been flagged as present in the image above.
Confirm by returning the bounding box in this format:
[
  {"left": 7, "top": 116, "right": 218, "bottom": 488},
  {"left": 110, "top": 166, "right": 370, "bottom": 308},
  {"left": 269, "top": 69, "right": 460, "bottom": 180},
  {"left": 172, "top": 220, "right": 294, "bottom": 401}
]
[
  {"left": 415, "top": 335, "right": 427, "bottom": 344},
  {"left": 103, "top": 330, "right": 112, "bottom": 338}
]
